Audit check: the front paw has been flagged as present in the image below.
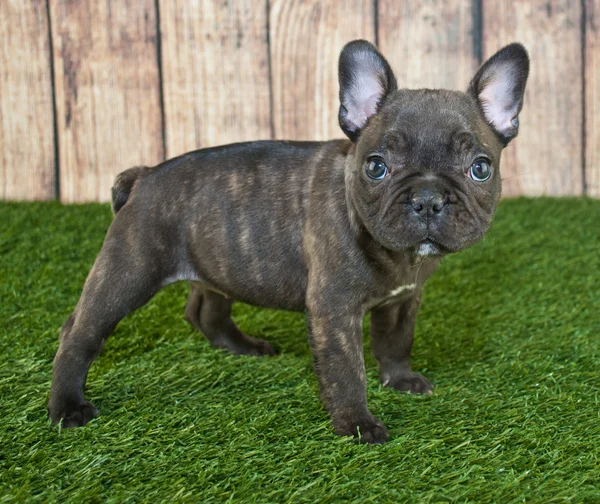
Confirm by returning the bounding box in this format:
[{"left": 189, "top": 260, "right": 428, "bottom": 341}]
[
  {"left": 48, "top": 400, "right": 99, "bottom": 428},
  {"left": 333, "top": 413, "right": 389, "bottom": 444},
  {"left": 382, "top": 370, "right": 434, "bottom": 395}
]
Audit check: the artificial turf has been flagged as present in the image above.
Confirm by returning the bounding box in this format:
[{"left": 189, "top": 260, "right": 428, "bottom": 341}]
[{"left": 0, "top": 198, "right": 599, "bottom": 503}]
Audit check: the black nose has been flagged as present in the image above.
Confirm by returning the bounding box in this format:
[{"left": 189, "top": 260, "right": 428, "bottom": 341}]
[{"left": 411, "top": 188, "right": 446, "bottom": 214}]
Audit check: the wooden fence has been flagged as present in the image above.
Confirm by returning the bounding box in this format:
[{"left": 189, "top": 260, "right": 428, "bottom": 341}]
[{"left": 1, "top": 0, "right": 598, "bottom": 202}]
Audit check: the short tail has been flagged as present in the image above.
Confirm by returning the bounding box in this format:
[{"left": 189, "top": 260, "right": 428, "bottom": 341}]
[{"left": 111, "top": 165, "right": 150, "bottom": 214}]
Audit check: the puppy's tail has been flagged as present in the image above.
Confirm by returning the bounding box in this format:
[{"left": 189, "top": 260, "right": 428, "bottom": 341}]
[{"left": 111, "top": 165, "right": 152, "bottom": 214}]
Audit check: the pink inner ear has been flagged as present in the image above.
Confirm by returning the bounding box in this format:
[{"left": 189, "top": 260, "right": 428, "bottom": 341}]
[
  {"left": 345, "top": 72, "right": 384, "bottom": 130},
  {"left": 479, "top": 67, "right": 520, "bottom": 136}
]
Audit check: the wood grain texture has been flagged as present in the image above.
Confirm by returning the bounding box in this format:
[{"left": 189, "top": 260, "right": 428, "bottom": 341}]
[
  {"left": 50, "top": 0, "right": 163, "bottom": 203},
  {"left": 159, "top": 0, "right": 271, "bottom": 157},
  {"left": 270, "top": 0, "right": 375, "bottom": 140},
  {"left": 586, "top": 0, "right": 600, "bottom": 197},
  {"left": 482, "top": 0, "right": 583, "bottom": 197},
  {"left": 0, "top": 0, "right": 55, "bottom": 200},
  {"left": 378, "top": 0, "right": 478, "bottom": 91}
]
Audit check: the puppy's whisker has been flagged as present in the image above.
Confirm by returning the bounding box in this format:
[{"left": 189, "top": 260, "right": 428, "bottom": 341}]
[
  {"left": 413, "top": 255, "right": 425, "bottom": 284},
  {"left": 501, "top": 172, "right": 526, "bottom": 181}
]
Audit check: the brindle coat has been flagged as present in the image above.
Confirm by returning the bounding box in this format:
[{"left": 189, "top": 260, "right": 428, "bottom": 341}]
[{"left": 48, "top": 40, "right": 529, "bottom": 443}]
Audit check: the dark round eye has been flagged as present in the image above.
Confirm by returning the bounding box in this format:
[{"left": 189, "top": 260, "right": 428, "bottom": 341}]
[
  {"left": 469, "top": 159, "right": 492, "bottom": 182},
  {"left": 366, "top": 158, "right": 388, "bottom": 180}
]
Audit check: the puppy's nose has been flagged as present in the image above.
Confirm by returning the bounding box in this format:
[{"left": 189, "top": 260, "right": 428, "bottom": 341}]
[{"left": 411, "top": 188, "right": 446, "bottom": 214}]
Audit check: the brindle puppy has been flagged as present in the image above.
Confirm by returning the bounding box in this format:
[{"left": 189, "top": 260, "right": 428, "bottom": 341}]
[{"left": 48, "top": 40, "right": 529, "bottom": 443}]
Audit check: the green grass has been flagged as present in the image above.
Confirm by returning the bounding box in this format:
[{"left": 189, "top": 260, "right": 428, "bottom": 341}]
[{"left": 1, "top": 198, "right": 599, "bottom": 503}]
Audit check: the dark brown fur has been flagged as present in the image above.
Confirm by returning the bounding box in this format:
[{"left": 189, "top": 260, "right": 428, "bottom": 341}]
[{"left": 48, "top": 41, "right": 529, "bottom": 443}]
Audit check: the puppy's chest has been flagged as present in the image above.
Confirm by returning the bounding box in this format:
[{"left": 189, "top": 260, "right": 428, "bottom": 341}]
[
  {"left": 366, "top": 258, "right": 440, "bottom": 308},
  {"left": 369, "top": 282, "right": 417, "bottom": 308}
]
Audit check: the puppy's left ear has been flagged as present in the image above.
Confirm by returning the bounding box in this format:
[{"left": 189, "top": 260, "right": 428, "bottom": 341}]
[
  {"left": 468, "top": 43, "right": 530, "bottom": 144},
  {"left": 338, "top": 40, "right": 397, "bottom": 142}
]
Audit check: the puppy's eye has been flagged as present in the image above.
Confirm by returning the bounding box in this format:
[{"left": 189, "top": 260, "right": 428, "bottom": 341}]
[
  {"left": 469, "top": 159, "right": 492, "bottom": 182},
  {"left": 366, "top": 157, "right": 388, "bottom": 180}
]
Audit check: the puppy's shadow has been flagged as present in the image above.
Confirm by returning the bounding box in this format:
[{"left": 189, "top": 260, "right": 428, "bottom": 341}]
[
  {"left": 99, "top": 242, "right": 527, "bottom": 379},
  {"left": 411, "top": 238, "right": 537, "bottom": 374},
  {"left": 97, "top": 282, "right": 311, "bottom": 371},
  {"left": 232, "top": 304, "right": 310, "bottom": 358}
]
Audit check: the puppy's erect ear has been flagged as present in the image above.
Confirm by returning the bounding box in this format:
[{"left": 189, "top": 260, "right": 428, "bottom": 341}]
[
  {"left": 468, "top": 43, "right": 530, "bottom": 144},
  {"left": 338, "top": 40, "right": 397, "bottom": 142}
]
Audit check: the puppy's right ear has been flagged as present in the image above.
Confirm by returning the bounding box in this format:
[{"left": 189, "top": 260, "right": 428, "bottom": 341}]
[
  {"left": 468, "top": 43, "right": 529, "bottom": 144},
  {"left": 338, "top": 40, "right": 397, "bottom": 142}
]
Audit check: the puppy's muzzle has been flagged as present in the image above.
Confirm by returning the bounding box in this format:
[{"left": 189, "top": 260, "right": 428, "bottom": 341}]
[{"left": 410, "top": 187, "right": 447, "bottom": 217}]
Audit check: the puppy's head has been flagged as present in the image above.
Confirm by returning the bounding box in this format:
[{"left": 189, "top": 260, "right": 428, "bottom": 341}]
[{"left": 339, "top": 40, "right": 529, "bottom": 255}]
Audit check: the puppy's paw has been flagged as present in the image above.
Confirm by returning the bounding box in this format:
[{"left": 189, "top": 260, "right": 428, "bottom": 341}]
[
  {"left": 245, "top": 337, "right": 278, "bottom": 357},
  {"left": 382, "top": 370, "right": 434, "bottom": 395},
  {"left": 334, "top": 414, "right": 389, "bottom": 444},
  {"left": 48, "top": 400, "right": 99, "bottom": 428},
  {"left": 214, "top": 334, "right": 278, "bottom": 357}
]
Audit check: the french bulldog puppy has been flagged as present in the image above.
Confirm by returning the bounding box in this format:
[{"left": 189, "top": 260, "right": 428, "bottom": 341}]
[{"left": 48, "top": 40, "right": 529, "bottom": 443}]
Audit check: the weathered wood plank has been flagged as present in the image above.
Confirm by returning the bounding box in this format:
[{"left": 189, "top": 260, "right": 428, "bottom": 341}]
[
  {"left": 50, "top": 0, "right": 163, "bottom": 203},
  {"left": 159, "top": 0, "right": 271, "bottom": 157},
  {"left": 586, "top": 0, "right": 600, "bottom": 197},
  {"left": 0, "top": 0, "right": 55, "bottom": 200},
  {"left": 378, "top": 0, "right": 478, "bottom": 91},
  {"left": 270, "top": 0, "right": 375, "bottom": 140},
  {"left": 482, "top": 0, "right": 583, "bottom": 197}
]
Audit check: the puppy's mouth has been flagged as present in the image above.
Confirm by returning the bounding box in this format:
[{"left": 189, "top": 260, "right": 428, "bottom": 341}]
[{"left": 415, "top": 238, "right": 449, "bottom": 257}]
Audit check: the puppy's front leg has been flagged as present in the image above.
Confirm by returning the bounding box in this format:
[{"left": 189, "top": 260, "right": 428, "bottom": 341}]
[
  {"left": 370, "top": 294, "right": 433, "bottom": 394},
  {"left": 307, "top": 296, "right": 388, "bottom": 444}
]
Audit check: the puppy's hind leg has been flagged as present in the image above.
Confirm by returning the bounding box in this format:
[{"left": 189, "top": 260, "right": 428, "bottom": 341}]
[
  {"left": 185, "top": 284, "right": 277, "bottom": 356},
  {"left": 48, "top": 225, "right": 165, "bottom": 427}
]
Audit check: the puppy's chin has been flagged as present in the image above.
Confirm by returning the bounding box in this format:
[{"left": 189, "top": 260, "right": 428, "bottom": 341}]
[
  {"left": 414, "top": 240, "right": 445, "bottom": 257},
  {"left": 367, "top": 228, "right": 453, "bottom": 257},
  {"left": 368, "top": 226, "right": 468, "bottom": 257}
]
